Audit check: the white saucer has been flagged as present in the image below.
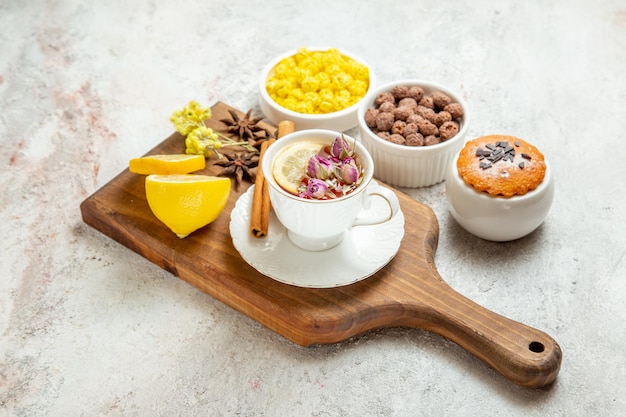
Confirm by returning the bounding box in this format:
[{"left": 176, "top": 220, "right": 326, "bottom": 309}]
[{"left": 229, "top": 181, "right": 405, "bottom": 288}]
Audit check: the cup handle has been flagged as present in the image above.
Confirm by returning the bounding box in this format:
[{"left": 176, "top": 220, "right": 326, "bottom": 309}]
[{"left": 352, "top": 186, "right": 400, "bottom": 227}]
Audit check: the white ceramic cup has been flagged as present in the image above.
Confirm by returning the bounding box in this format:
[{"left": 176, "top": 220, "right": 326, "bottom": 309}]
[{"left": 261, "top": 129, "right": 400, "bottom": 251}]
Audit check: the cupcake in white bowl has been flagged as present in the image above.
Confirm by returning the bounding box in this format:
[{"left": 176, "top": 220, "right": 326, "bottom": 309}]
[{"left": 445, "top": 134, "right": 555, "bottom": 241}]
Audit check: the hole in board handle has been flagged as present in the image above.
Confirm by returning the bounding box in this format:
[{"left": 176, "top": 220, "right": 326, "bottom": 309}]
[{"left": 529, "top": 341, "right": 545, "bottom": 353}]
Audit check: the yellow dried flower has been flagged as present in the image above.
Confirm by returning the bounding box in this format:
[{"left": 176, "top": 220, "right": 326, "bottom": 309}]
[
  {"left": 170, "top": 100, "right": 212, "bottom": 136},
  {"left": 168, "top": 101, "right": 258, "bottom": 161},
  {"left": 185, "top": 126, "right": 222, "bottom": 157}
]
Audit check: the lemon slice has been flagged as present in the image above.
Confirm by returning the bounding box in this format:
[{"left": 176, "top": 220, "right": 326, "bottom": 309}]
[
  {"left": 271, "top": 141, "right": 322, "bottom": 194},
  {"left": 129, "top": 154, "right": 206, "bottom": 175},
  {"left": 145, "top": 174, "right": 230, "bottom": 238}
]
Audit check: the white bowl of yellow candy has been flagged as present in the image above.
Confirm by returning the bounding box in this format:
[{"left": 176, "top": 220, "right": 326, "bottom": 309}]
[{"left": 259, "top": 47, "right": 375, "bottom": 132}]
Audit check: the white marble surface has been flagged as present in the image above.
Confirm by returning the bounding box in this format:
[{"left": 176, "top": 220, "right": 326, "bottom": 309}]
[{"left": 1, "top": 0, "right": 625, "bottom": 415}]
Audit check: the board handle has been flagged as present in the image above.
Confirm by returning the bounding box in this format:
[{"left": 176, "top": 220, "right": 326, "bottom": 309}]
[{"left": 401, "top": 279, "right": 562, "bottom": 388}]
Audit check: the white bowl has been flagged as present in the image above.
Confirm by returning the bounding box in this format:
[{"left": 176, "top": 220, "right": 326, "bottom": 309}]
[
  {"left": 445, "top": 152, "right": 555, "bottom": 242},
  {"left": 259, "top": 47, "right": 375, "bottom": 132},
  {"left": 357, "top": 79, "right": 470, "bottom": 188}
]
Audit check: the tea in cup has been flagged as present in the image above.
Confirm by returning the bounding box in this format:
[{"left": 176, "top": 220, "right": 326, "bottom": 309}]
[{"left": 261, "top": 129, "right": 400, "bottom": 251}]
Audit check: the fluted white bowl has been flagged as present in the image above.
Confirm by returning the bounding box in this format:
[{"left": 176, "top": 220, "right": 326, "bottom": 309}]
[{"left": 357, "top": 79, "right": 470, "bottom": 188}]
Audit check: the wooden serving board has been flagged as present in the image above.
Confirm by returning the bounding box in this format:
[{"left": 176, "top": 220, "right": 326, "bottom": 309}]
[{"left": 80, "top": 102, "right": 561, "bottom": 388}]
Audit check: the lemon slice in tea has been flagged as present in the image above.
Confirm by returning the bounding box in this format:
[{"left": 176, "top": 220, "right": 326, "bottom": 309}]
[{"left": 271, "top": 141, "right": 322, "bottom": 195}]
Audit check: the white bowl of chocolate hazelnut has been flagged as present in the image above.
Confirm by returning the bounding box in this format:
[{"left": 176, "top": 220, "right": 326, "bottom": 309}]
[
  {"left": 357, "top": 79, "right": 470, "bottom": 188},
  {"left": 259, "top": 47, "right": 375, "bottom": 132},
  {"left": 445, "top": 135, "right": 555, "bottom": 242}
]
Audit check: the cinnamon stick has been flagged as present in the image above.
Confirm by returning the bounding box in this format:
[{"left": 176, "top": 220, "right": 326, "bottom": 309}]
[{"left": 250, "top": 120, "right": 295, "bottom": 237}]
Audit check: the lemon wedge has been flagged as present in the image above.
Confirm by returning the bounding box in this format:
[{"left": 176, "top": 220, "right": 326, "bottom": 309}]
[
  {"left": 145, "top": 174, "right": 230, "bottom": 238},
  {"left": 271, "top": 141, "right": 322, "bottom": 194},
  {"left": 129, "top": 154, "right": 206, "bottom": 175}
]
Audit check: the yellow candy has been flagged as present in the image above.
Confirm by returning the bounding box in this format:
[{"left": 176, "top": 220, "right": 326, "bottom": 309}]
[
  {"left": 301, "top": 76, "right": 320, "bottom": 93},
  {"left": 325, "top": 64, "right": 341, "bottom": 77},
  {"left": 290, "top": 88, "right": 305, "bottom": 101},
  {"left": 332, "top": 72, "right": 352, "bottom": 89},
  {"left": 319, "top": 101, "right": 334, "bottom": 113},
  {"left": 319, "top": 88, "right": 334, "bottom": 102},
  {"left": 351, "top": 64, "right": 370, "bottom": 81},
  {"left": 303, "top": 92, "right": 320, "bottom": 112},
  {"left": 315, "top": 72, "right": 331, "bottom": 89},
  {"left": 293, "top": 101, "right": 309, "bottom": 113},
  {"left": 266, "top": 47, "right": 369, "bottom": 114},
  {"left": 281, "top": 97, "right": 298, "bottom": 110},
  {"left": 348, "top": 79, "right": 368, "bottom": 97},
  {"left": 334, "top": 96, "right": 350, "bottom": 112}
]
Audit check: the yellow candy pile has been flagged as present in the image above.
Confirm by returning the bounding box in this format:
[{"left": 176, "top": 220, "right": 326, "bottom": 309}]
[{"left": 265, "top": 48, "right": 370, "bottom": 115}]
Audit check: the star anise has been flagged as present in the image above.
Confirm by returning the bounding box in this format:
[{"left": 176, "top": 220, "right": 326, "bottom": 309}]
[
  {"left": 213, "top": 151, "right": 259, "bottom": 187},
  {"left": 220, "top": 109, "right": 272, "bottom": 148}
]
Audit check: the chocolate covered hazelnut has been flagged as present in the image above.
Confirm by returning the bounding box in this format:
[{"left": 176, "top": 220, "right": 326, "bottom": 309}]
[
  {"left": 398, "top": 97, "right": 418, "bottom": 111},
  {"left": 406, "top": 114, "right": 424, "bottom": 125},
  {"left": 407, "top": 86, "right": 424, "bottom": 102},
  {"left": 388, "top": 134, "right": 406, "bottom": 145},
  {"left": 434, "top": 110, "right": 452, "bottom": 127},
  {"left": 364, "top": 107, "right": 379, "bottom": 128},
  {"left": 391, "top": 120, "right": 406, "bottom": 135},
  {"left": 444, "top": 102, "right": 464, "bottom": 119},
  {"left": 416, "top": 106, "right": 437, "bottom": 124},
  {"left": 379, "top": 101, "right": 396, "bottom": 113},
  {"left": 391, "top": 85, "right": 410, "bottom": 100},
  {"left": 405, "top": 133, "right": 424, "bottom": 146},
  {"left": 375, "top": 111, "right": 395, "bottom": 131},
  {"left": 374, "top": 92, "right": 395, "bottom": 107},
  {"left": 418, "top": 96, "right": 434, "bottom": 110},
  {"left": 431, "top": 91, "right": 452, "bottom": 110},
  {"left": 393, "top": 106, "right": 413, "bottom": 121},
  {"left": 439, "top": 121, "right": 459, "bottom": 140},
  {"left": 403, "top": 122, "right": 419, "bottom": 137},
  {"left": 417, "top": 119, "right": 438, "bottom": 136}
]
